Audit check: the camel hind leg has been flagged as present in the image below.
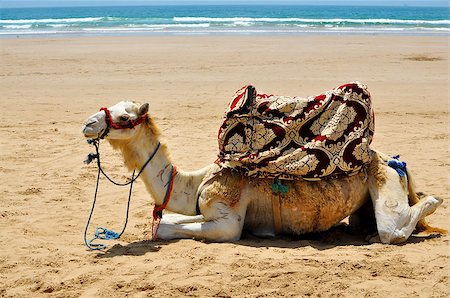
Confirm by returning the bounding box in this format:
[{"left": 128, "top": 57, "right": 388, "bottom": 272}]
[
  {"left": 413, "top": 192, "right": 447, "bottom": 234},
  {"left": 405, "top": 166, "right": 447, "bottom": 235},
  {"left": 368, "top": 163, "right": 443, "bottom": 244}
]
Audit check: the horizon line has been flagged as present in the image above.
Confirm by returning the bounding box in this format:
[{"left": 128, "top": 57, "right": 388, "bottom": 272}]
[{"left": 2, "top": 3, "right": 450, "bottom": 9}]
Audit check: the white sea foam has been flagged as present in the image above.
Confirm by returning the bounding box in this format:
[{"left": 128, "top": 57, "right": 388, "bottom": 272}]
[
  {"left": 0, "top": 17, "right": 103, "bottom": 24},
  {"left": 49, "top": 24, "right": 70, "bottom": 28},
  {"left": 3, "top": 24, "right": 32, "bottom": 29},
  {"left": 82, "top": 27, "right": 158, "bottom": 32},
  {"left": 233, "top": 21, "right": 253, "bottom": 26},
  {"left": 173, "top": 17, "right": 450, "bottom": 25},
  {"left": 82, "top": 23, "right": 211, "bottom": 32},
  {"left": 127, "top": 23, "right": 210, "bottom": 28}
]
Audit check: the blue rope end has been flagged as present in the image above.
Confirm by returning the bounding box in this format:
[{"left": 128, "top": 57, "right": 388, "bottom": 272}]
[
  {"left": 86, "top": 227, "right": 121, "bottom": 250},
  {"left": 95, "top": 227, "right": 120, "bottom": 240},
  {"left": 388, "top": 158, "right": 407, "bottom": 177}
]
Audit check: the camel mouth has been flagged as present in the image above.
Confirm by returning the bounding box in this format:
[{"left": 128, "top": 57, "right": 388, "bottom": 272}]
[
  {"left": 82, "top": 125, "right": 105, "bottom": 139},
  {"left": 83, "top": 132, "right": 100, "bottom": 138}
]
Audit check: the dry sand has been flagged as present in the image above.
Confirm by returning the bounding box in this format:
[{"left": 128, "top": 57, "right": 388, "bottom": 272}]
[{"left": 0, "top": 35, "right": 449, "bottom": 297}]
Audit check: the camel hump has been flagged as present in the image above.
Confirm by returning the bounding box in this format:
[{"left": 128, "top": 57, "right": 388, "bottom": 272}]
[{"left": 218, "top": 82, "right": 374, "bottom": 180}]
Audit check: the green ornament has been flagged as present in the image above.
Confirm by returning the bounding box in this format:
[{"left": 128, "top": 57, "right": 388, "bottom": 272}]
[{"left": 272, "top": 179, "right": 289, "bottom": 195}]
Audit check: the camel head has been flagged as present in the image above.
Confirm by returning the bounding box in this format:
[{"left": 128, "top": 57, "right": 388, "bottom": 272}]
[{"left": 82, "top": 101, "right": 149, "bottom": 140}]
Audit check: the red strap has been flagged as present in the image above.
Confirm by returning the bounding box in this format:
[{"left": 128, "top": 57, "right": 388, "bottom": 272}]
[
  {"left": 153, "top": 166, "right": 177, "bottom": 218},
  {"left": 152, "top": 166, "right": 177, "bottom": 240},
  {"left": 99, "top": 107, "right": 148, "bottom": 130}
]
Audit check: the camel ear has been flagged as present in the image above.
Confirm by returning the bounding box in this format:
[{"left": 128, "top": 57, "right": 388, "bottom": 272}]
[{"left": 138, "top": 103, "right": 149, "bottom": 116}]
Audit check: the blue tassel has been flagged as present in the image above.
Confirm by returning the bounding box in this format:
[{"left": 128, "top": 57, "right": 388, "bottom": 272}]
[{"left": 388, "top": 155, "right": 407, "bottom": 177}]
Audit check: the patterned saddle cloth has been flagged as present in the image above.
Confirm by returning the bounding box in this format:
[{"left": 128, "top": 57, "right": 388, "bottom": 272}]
[{"left": 217, "top": 82, "right": 375, "bottom": 180}]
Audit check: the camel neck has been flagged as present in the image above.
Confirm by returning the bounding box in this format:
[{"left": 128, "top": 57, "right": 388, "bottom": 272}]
[
  {"left": 125, "top": 138, "right": 204, "bottom": 216},
  {"left": 108, "top": 120, "right": 212, "bottom": 216},
  {"left": 133, "top": 142, "right": 175, "bottom": 207}
]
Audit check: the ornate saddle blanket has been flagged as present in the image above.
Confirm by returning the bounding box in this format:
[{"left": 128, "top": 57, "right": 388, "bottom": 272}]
[{"left": 217, "top": 82, "right": 374, "bottom": 180}]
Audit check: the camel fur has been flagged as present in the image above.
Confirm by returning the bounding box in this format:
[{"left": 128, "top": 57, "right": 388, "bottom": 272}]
[{"left": 82, "top": 101, "right": 445, "bottom": 244}]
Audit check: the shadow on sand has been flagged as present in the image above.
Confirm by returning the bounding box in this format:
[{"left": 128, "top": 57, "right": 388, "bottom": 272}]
[
  {"left": 95, "top": 239, "right": 180, "bottom": 258},
  {"left": 238, "top": 224, "right": 442, "bottom": 250},
  {"left": 238, "top": 223, "right": 371, "bottom": 250},
  {"left": 95, "top": 224, "right": 442, "bottom": 258}
]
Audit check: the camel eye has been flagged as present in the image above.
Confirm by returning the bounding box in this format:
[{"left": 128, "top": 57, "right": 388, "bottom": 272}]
[{"left": 119, "top": 115, "right": 130, "bottom": 122}]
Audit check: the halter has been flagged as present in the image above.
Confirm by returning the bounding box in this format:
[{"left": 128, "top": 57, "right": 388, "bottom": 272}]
[{"left": 98, "top": 107, "right": 148, "bottom": 138}]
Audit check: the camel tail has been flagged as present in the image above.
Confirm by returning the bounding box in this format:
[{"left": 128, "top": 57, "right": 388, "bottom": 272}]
[{"left": 406, "top": 167, "right": 447, "bottom": 235}]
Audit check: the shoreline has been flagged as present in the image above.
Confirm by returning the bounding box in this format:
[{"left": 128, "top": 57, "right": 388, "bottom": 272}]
[{"left": 1, "top": 29, "right": 449, "bottom": 39}]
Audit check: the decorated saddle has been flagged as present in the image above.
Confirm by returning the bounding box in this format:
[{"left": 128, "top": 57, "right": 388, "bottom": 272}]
[{"left": 217, "top": 82, "right": 375, "bottom": 180}]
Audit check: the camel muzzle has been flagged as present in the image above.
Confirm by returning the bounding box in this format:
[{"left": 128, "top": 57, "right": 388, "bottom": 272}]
[
  {"left": 82, "top": 124, "right": 106, "bottom": 139},
  {"left": 82, "top": 111, "right": 108, "bottom": 139}
]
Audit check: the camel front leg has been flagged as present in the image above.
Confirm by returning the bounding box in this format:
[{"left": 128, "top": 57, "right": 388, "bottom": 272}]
[
  {"left": 369, "top": 165, "right": 442, "bottom": 244},
  {"left": 156, "top": 201, "right": 245, "bottom": 242},
  {"left": 161, "top": 213, "right": 204, "bottom": 224}
]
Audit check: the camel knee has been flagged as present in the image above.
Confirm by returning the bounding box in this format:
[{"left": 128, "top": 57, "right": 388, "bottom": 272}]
[
  {"left": 200, "top": 201, "right": 245, "bottom": 241},
  {"left": 177, "top": 217, "right": 243, "bottom": 242},
  {"left": 210, "top": 218, "right": 242, "bottom": 242},
  {"left": 417, "top": 195, "right": 442, "bottom": 217}
]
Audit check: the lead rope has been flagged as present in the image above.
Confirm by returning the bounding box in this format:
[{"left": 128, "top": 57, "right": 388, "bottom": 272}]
[{"left": 83, "top": 139, "right": 161, "bottom": 250}]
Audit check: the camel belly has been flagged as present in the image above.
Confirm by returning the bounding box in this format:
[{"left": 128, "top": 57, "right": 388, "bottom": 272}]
[{"left": 243, "top": 172, "right": 370, "bottom": 236}]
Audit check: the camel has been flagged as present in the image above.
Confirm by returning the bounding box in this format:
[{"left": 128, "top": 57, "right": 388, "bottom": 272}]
[{"left": 82, "top": 101, "right": 444, "bottom": 244}]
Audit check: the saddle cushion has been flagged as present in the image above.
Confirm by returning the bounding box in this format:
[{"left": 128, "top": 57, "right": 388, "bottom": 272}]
[{"left": 217, "top": 82, "right": 374, "bottom": 180}]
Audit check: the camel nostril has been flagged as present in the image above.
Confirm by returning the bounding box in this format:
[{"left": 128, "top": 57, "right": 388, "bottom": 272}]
[
  {"left": 82, "top": 126, "right": 90, "bottom": 134},
  {"left": 85, "top": 120, "right": 97, "bottom": 127}
]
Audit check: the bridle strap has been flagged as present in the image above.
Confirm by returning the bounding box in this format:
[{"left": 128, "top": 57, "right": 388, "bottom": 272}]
[
  {"left": 99, "top": 107, "right": 148, "bottom": 130},
  {"left": 151, "top": 165, "right": 178, "bottom": 240},
  {"left": 153, "top": 165, "right": 178, "bottom": 220}
]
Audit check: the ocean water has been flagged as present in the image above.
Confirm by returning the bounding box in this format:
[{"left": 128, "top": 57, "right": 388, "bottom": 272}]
[{"left": 1, "top": 5, "right": 449, "bottom": 37}]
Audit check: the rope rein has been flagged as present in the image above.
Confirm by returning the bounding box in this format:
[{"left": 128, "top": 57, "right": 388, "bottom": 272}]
[
  {"left": 83, "top": 135, "right": 174, "bottom": 250},
  {"left": 83, "top": 139, "right": 138, "bottom": 250}
]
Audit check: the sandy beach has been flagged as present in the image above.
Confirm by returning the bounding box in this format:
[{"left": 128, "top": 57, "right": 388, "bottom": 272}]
[{"left": 0, "top": 35, "right": 449, "bottom": 297}]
